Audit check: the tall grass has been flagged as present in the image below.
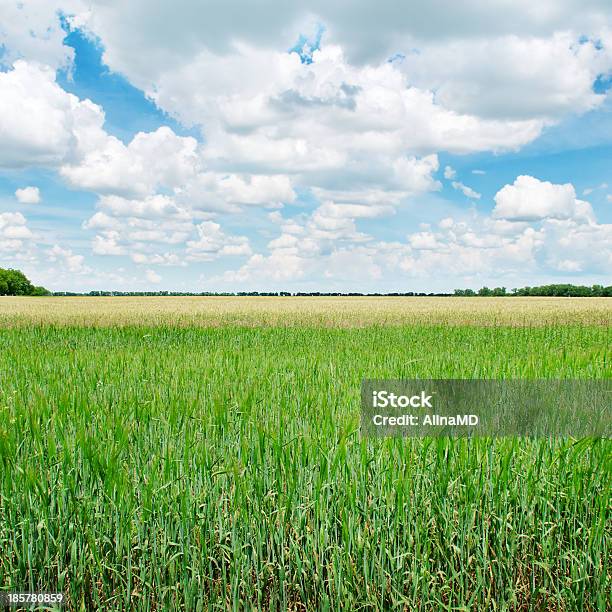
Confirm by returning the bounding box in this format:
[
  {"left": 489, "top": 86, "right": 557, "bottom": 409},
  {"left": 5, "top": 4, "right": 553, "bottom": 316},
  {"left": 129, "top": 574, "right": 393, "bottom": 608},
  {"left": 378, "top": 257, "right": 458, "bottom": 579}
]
[
  {"left": 0, "top": 295, "right": 610, "bottom": 327},
  {"left": 0, "top": 325, "right": 610, "bottom": 610}
]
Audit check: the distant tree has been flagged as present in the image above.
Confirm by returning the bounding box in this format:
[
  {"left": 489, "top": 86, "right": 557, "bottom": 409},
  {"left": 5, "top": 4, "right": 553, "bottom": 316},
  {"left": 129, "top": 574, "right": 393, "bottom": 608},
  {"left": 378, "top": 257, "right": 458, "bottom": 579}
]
[
  {"left": 0, "top": 268, "right": 49, "bottom": 296},
  {"left": 454, "top": 284, "right": 610, "bottom": 298},
  {"left": 31, "top": 285, "right": 51, "bottom": 296},
  {"left": 454, "top": 289, "right": 476, "bottom": 296}
]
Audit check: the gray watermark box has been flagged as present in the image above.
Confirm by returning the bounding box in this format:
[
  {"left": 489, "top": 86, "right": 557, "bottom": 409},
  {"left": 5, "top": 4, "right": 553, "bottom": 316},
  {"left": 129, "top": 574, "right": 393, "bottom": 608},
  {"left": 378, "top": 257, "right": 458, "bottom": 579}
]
[{"left": 361, "top": 379, "right": 611, "bottom": 437}]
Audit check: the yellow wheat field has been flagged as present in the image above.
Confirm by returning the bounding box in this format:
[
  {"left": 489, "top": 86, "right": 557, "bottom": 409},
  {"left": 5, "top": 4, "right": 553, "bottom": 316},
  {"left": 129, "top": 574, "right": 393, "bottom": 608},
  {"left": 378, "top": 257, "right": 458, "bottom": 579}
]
[{"left": 0, "top": 296, "right": 610, "bottom": 327}]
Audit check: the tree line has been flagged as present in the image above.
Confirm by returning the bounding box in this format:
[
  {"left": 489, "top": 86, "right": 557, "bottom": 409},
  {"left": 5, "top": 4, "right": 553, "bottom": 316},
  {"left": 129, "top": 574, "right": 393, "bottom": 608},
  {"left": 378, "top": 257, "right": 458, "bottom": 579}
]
[
  {"left": 453, "top": 284, "right": 612, "bottom": 297},
  {"left": 0, "top": 268, "right": 50, "bottom": 296},
  {"left": 55, "top": 285, "right": 612, "bottom": 297},
  {"left": 55, "top": 290, "right": 456, "bottom": 297},
  {"left": 1, "top": 268, "right": 610, "bottom": 297}
]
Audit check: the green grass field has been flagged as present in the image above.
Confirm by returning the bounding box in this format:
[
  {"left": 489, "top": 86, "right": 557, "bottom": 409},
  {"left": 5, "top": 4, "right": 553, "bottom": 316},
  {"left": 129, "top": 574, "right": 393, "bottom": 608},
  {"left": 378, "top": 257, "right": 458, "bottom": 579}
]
[{"left": 0, "top": 298, "right": 610, "bottom": 610}]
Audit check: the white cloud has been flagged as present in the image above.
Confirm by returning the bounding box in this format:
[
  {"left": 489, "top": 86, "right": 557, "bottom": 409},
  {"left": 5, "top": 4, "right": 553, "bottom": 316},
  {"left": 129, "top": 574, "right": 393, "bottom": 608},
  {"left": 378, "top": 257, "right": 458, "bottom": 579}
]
[
  {"left": 216, "top": 213, "right": 551, "bottom": 288},
  {"left": 556, "top": 259, "right": 582, "bottom": 272},
  {"left": 216, "top": 251, "right": 309, "bottom": 284},
  {"left": 88, "top": 212, "right": 195, "bottom": 256},
  {"left": 145, "top": 269, "right": 162, "bottom": 284},
  {"left": 85, "top": 194, "right": 199, "bottom": 262},
  {"left": 0, "top": 212, "right": 39, "bottom": 267},
  {"left": 1, "top": 36, "right": 530, "bottom": 221},
  {"left": 150, "top": 44, "right": 544, "bottom": 175},
  {"left": 324, "top": 249, "right": 382, "bottom": 281},
  {"left": 82, "top": 211, "right": 121, "bottom": 230},
  {"left": 48, "top": 244, "right": 90, "bottom": 274},
  {"left": 493, "top": 175, "right": 592, "bottom": 222},
  {"left": 0, "top": 212, "right": 33, "bottom": 244},
  {"left": 15, "top": 186, "right": 41, "bottom": 204},
  {"left": 60, "top": 126, "right": 200, "bottom": 198},
  {"left": 0, "top": 1, "right": 80, "bottom": 70},
  {"left": 179, "top": 172, "right": 297, "bottom": 212},
  {"left": 0, "top": 61, "right": 102, "bottom": 168},
  {"left": 393, "top": 155, "right": 441, "bottom": 192},
  {"left": 215, "top": 174, "right": 296, "bottom": 207},
  {"left": 397, "top": 216, "right": 553, "bottom": 280},
  {"left": 443, "top": 165, "right": 456, "bottom": 179},
  {"left": 214, "top": 173, "right": 612, "bottom": 288},
  {"left": 92, "top": 231, "right": 125, "bottom": 255},
  {"left": 451, "top": 181, "right": 481, "bottom": 199},
  {"left": 186, "top": 221, "right": 251, "bottom": 261},
  {"left": 0, "top": 60, "right": 195, "bottom": 202},
  {"left": 97, "top": 194, "right": 191, "bottom": 220},
  {"left": 409, "top": 231, "right": 441, "bottom": 250},
  {"left": 583, "top": 182, "right": 609, "bottom": 195},
  {"left": 0, "top": 61, "right": 202, "bottom": 201},
  {"left": 69, "top": 1, "right": 612, "bottom": 82},
  {"left": 131, "top": 252, "right": 184, "bottom": 266},
  {"left": 397, "top": 32, "right": 612, "bottom": 120},
  {"left": 310, "top": 187, "right": 418, "bottom": 208}
]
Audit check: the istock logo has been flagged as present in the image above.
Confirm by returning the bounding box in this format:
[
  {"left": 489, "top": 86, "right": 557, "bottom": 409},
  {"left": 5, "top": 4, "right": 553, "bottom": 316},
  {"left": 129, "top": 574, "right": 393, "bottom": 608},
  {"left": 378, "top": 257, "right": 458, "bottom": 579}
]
[
  {"left": 361, "top": 379, "right": 612, "bottom": 438},
  {"left": 372, "top": 390, "right": 433, "bottom": 408}
]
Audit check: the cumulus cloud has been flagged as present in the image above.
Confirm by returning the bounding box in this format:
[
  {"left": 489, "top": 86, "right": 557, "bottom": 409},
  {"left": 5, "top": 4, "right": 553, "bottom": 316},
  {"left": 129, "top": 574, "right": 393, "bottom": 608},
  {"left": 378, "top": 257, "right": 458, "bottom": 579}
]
[
  {"left": 444, "top": 165, "right": 456, "bottom": 179},
  {"left": 186, "top": 221, "right": 251, "bottom": 261},
  {"left": 48, "top": 245, "right": 90, "bottom": 274},
  {"left": 281, "top": 201, "right": 382, "bottom": 253},
  {"left": 0, "top": 212, "right": 33, "bottom": 245},
  {"left": 84, "top": 193, "right": 198, "bottom": 263},
  {"left": 60, "top": 126, "right": 200, "bottom": 198},
  {"left": 0, "top": 36, "right": 526, "bottom": 225},
  {"left": 68, "top": 1, "right": 611, "bottom": 83},
  {"left": 87, "top": 208, "right": 195, "bottom": 256},
  {"left": 452, "top": 181, "right": 481, "bottom": 199},
  {"left": 392, "top": 155, "right": 441, "bottom": 192},
  {"left": 83, "top": 186, "right": 264, "bottom": 264},
  {"left": 131, "top": 252, "right": 184, "bottom": 266},
  {"left": 214, "top": 174, "right": 295, "bottom": 207},
  {"left": 0, "top": 60, "right": 198, "bottom": 200},
  {"left": 145, "top": 269, "right": 162, "bottom": 283},
  {"left": 0, "top": 1, "right": 80, "bottom": 70},
  {"left": 151, "top": 44, "right": 544, "bottom": 175},
  {"left": 544, "top": 219, "right": 612, "bottom": 273},
  {"left": 556, "top": 259, "right": 582, "bottom": 272},
  {"left": 397, "top": 32, "right": 612, "bottom": 120},
  {"left": 15, "top": 186, "right": 41, "bottom": 204},
  {"left": 0, "top": 61, "right": 99, "bottom": 168},
  {"left": 215, "top": 251, "right": 310, "bottom": 284},
  {"left": 214, "top": 175, "right": 611, "bottom": 288},
  {"left": 92, "top": 230, "right": 125, "bottom": 255},
  {"left": 0, "top": 212, "right": 40, "bottom": 267},
  {"left": 215, "top": 216, "right": 549, "bottom": 288},
  {"left": 178, "top": 172, "right": 297, "bottom": 213},
  {"left": 493, "top": 175, "right": 593, "bottom": 222},
  {"left": 97, "top": 194, "right": 191, "bottom": 220},
  {"left": 583, "top": 182, "right": 608, "bottom": 195},
  {"left": 0, "top": 61, "right": 203, "bottom": 201}
]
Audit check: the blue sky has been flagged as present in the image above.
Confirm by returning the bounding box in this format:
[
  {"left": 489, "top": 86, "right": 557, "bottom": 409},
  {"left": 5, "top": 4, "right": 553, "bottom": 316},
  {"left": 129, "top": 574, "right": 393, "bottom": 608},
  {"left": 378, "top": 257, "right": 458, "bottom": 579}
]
[{"left": 1, "top": 1, "right": 611, "bottom": 292}]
